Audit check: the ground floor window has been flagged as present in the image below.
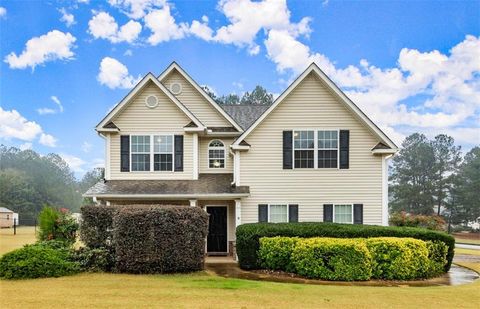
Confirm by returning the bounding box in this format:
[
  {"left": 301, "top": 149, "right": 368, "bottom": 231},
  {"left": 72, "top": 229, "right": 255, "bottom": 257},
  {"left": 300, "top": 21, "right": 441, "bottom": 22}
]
[
  {"left": 269, "top": 204, "right": 288, "bottom": 223},
  {"left": 334, "top": 204, "right": 353, "bottom": 224}
]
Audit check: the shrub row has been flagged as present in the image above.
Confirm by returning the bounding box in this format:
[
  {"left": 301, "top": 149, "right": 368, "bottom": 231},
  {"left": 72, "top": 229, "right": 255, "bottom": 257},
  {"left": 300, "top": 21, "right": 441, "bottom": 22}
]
[
  {"left": 389, "top": 212, "right": 446, "bottom": 231},
  {"left": 258, "top": 236, "right": 448, "bottom": 281},
  {"left": 81, "top": 205, "right": 209, "bottom": 274},
  {"left": 236, "top": 222, "right": 455, "bottom": 271}
]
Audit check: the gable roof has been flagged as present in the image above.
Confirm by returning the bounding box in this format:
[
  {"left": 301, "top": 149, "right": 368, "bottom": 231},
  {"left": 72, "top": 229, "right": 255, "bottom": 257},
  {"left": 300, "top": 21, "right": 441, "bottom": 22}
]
[
  {"left": 221, "top": 104, "right": 271, "bottom": 130},
  {"left": 158, "top": 62, "right": 244, "bottom": 132},
  {"left": 233, "top": 63, "right": 398, "bottom": 150},
  {"left": 96, "top": 73, "right": 205, "bottom": 132}
]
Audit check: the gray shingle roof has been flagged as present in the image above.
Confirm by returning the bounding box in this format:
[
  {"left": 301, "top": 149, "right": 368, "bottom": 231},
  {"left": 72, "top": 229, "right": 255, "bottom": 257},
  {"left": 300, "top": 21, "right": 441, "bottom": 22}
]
[
  {"left": 220, "top": 104, "right": 271, "bottom": 130},
  {"left": 84, "top": 173, "right": 249, "bottom": 197},
  {"left": 0, "top": 207, "right": 13, "bottom": 213}
]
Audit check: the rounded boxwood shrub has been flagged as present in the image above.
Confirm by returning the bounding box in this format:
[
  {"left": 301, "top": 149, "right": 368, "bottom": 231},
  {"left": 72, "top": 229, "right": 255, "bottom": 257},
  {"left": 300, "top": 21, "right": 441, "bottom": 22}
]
[
  {"left": 73, "top": 247, "right": 115, "bottom": 272},
  {"left": 0, "top": 244, "right": 79, "bottom": 279},
  {"left": 259, "top": 237, "right": 299, "bottom": 272},
  {"left": 236, "top": 222, "right": 454, "bottom": 271},
  {"left": 290, "top": 238, "right": 372, "bottom": 281},
  {"left": 365, "top": 237, "right": 430, "bottom": 280},
  {"left": 114, "top": 205, "right": 209, "bottom": 274}
]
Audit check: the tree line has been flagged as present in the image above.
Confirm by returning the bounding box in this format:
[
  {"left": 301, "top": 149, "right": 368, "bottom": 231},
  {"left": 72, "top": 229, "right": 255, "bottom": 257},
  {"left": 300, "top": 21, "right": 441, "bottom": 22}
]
[
  {"left": 0, "top": 146, "right": 103, "bottom": 223},
  {"left": 203, "top": 85, "right": 274, "bottom": 105},
  {"left": 390, "top": 133, "right": 479, "bottom": 225}
]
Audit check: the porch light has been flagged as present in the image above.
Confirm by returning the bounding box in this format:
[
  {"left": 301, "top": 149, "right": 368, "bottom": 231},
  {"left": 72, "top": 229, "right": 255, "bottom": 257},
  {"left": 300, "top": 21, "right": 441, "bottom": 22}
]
[{"left": 213, "top": 160, "right": 221, "bottom": 167}]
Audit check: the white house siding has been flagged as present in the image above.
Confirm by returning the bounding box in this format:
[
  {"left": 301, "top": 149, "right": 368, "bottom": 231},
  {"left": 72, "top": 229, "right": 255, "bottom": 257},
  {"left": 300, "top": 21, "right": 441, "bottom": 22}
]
[
  {"left": 199, "top": 137, "right": 234, "bottom": 174},
  {"left": 239, "top": 72, "right": 384, "bottom": 225},
  {"left": 109, "top": 82, "right": 193, "bottom": 180},
  {"left": 162, "top": 70, "right": 231, "bottom": 128}
]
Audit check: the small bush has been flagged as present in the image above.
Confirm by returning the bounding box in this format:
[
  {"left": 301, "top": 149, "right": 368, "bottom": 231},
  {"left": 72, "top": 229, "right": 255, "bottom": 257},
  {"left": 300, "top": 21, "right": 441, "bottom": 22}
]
[
  {"left": 0, "top": 244, "right": 79, "bottom": 279},
  {"left": 73, "top": 247, "right": 115, "bottom": 272},
  {"left": 365, "top": 237, "right": 430, "bottom": 280},
  {"left": 114, "top": 205, "right": 209, "bottom": 274},
  {"left": 259, "top": 237, "right": 299, "bottom": 272},
  {"left": 236, "top": 222, "right": 455, "bottom": 271},
  {"left": 80, "top": 205, "right": 118, "bottom": 249},
  {"left": 389, "top": 212, "right": 446, "bottom": 231},
  {"left": 38, "top": 206, "right": 78, "bottom": 244},
  {"left": 425, "top": 241, "right": 448, "bottom": 277},
  {"left": 290, "top": 238, "right": 372, "bottom": 281}
]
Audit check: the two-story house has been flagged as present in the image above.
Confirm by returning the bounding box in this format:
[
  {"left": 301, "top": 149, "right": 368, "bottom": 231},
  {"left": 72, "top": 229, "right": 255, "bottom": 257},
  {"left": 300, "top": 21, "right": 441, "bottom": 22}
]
[{"left": 84, "top": 62, "right": 398, "bottom": 255}]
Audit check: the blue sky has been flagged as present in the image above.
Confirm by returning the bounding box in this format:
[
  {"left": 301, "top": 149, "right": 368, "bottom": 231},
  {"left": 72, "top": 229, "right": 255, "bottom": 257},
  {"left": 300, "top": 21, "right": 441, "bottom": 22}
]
[{"left": 0, "top": 0, "right": 479, "bottom": 178}]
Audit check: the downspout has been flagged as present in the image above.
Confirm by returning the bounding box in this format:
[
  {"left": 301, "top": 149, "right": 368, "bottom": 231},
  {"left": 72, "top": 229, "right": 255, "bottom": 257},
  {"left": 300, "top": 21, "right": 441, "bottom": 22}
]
[{"left": 230, "top": 148, "right": 236, "bottom": 186}]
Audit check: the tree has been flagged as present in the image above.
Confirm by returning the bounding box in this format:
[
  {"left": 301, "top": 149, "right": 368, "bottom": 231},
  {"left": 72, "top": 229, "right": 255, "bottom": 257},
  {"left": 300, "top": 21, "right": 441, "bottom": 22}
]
[
  {"left": 390, "top": 133, "right": 437, "bottom": 214},
  {"left": 240, "top": 85, "right": 273, "bottom": 105},
  {"left": 218, "top": 94, "right": 241, "bottom": 105},
  {"left": 78, "top": 168, "right": 105, "bottom": 205},
  {"left": 431, "top": 135, "right": 461, "bottom": 215}
]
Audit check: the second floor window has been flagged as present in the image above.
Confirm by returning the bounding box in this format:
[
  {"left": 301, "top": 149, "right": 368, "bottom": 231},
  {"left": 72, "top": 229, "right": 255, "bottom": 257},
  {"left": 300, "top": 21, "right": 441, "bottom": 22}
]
[
  {"left": 154, "top": 135, "right": 173, "bottom": 171},
  {"left": 131, "top": 135, "right": 150, "bottom": 171},
  {"left": 294, "top": 130, "right": 314, "bottom": 168},
  {"left": 293, "top": 130, "right": 339, "bottom": 169},
  {"left": 208, "top": 140, "right": 225, "bottom": 168},
  {"left": 318, "top": 130, "right": 338, "bottom": 168}
]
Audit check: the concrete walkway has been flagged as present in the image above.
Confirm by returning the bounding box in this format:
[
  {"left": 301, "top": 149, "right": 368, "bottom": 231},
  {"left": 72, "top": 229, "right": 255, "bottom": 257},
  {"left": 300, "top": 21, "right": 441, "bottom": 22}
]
[{"left": 456, "top": 243, "right": 480, "bottom": 250}]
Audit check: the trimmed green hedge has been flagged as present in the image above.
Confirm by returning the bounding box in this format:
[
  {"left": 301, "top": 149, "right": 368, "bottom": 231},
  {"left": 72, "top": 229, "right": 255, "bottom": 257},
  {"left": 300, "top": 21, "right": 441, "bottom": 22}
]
[
  {"left": 291, "top": 238, "right": 372, "bottom": 281},
  {"left": 236, "top": 222, "right": 454, "bottom": 271},
  {"left": 80, "top": 205, "right": 118, "bottom": 249},
  {"left": 259, "top": 237, "right": 299, "bottom": 272},
  {"left": 114, "top": 206, "right": 209, "bottom": 274}
]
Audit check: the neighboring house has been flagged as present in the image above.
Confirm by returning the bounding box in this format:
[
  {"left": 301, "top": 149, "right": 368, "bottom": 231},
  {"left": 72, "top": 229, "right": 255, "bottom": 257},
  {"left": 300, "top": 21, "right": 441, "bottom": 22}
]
[
  {"left": 84, "top": 62, "right": 398, "bottom": 256},
  {"left": 0, "top": 207, "right": 15, "bottom": 228}
]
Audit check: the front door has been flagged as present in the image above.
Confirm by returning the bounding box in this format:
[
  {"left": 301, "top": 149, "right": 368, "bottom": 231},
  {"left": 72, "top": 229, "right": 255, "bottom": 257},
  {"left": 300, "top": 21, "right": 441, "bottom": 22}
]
[{"left": 206, "top": 206, "right": 228, "bottom": 254}]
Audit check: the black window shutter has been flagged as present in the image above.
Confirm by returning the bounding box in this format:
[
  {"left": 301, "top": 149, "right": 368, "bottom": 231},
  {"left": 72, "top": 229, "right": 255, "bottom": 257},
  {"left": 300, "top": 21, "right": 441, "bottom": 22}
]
[
  {"left": 120, "top": 135, "right": 130, "bottom": 172},
  {"left": 283, "top": 131, "right": 293, "bottom": 169},
  {"left": 288, "top": 204, "right": 298, "bottom": 222},
  {"left": 323, "top": 204, "right": 333, "bottom": 222},
  {"left": 354, "top": 204, "right": 363, "bottom": 224},
  {"left": 258, "top": 204, "right": 268, "bottom": 222},
  {"left": 339, "top": 130, "right": 349, "bottom": 169},
  {"left": 174, "top": 135, "right": 184, "bottom": 172}
]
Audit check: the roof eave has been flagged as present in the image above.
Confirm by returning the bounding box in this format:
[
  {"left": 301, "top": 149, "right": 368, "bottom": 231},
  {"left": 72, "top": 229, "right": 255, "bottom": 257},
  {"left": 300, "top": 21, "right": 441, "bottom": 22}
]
[{"left": 83, "top": 193, "right": 250, "bottom": 199}]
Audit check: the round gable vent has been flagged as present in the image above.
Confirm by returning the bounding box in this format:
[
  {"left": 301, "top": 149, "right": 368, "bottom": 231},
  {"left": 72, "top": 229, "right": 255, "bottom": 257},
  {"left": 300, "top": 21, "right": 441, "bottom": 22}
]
[
  {"left": 145, "top": 95, "right": 159, "bottom": 108},
  {"left": 170, "top": 82, "right": 182, "bottom": 95}
]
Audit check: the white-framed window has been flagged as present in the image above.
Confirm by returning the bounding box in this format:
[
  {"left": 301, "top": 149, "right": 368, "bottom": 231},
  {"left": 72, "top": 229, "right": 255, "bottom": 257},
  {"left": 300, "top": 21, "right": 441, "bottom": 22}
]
[
  {"left": 269, "top": 204, "right": 288, "bottom": 223},
  {"left": 293, "top": 130, "right": 314, "bottom": 168},
  {"left": 334, "top": 204, "right": 353, "bottom": 224},
  {"left": 318, "top": 130, "right": 338, "bottom": 168},
  {"left": 292, "top": 129, "right": 339, "bottom": 169},
  {"left": 131, "top": 135, "right": 150, "bottom": 171},
  {"left": 153, "top": 135, "right": 173, "bottom": 171},
  {"left": 208, "top": 139, "right": 225, "bottom": 168}
]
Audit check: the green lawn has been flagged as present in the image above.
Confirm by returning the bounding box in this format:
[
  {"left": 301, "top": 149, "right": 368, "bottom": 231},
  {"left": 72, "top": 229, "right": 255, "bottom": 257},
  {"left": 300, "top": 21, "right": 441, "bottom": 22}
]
[{"left": 1, "top": 227, "right": 479, "bottom": 308}]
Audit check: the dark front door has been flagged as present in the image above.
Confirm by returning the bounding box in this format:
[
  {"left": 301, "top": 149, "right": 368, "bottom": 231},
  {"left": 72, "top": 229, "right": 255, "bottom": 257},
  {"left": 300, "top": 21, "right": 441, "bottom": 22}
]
[{"left": 207, "top": 206, "right": 228, "bottom": 254}]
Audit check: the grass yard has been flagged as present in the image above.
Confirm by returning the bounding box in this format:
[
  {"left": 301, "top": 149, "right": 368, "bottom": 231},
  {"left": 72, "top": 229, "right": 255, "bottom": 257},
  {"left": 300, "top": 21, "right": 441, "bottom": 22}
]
[
  {"left": 1, "top": 228, "right": 479, "bottom": 308},
  {"left": 0, "top": 226, "right": 37, "bottom": 255}
]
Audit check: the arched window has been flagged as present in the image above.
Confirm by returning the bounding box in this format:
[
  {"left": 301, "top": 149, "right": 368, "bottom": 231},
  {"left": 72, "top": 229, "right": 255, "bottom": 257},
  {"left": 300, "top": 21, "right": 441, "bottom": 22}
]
[{"left": 208, "top": 140, "right": 225, "bottom": 168}]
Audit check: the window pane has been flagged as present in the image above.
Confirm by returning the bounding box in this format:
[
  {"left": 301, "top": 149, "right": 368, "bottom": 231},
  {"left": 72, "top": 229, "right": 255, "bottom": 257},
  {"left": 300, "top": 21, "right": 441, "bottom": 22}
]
[
  {"left": 209, "top": 159, "right": 225, "bottom": 168},
  {"left": 154, "top": 154, "right": 172, "bottom": 171},
  {"left": 318, "top": 150, "right": 338, "bottom": 168},
  {"left": 335, "top": 205, "right": 352, "bottom": 224},
  {"left": 318, "top": 130, "right": 338, "bottom": 150},
  {"left": 294, "top": 131, "right": 314, "bottom": 149},
  {"left": 294, "top": 150, "right": 314, "bottom": 168},
  {"left": 154, "top": 135, "right": 172, "bottom": 153},
  {"left": 208, "top": 143, "right": 225, "bottom": 168},
  {"left": 132, "top": 135, "right": 150, "bottom": 153},
  {"left": 132, "top": 154, "right": 150, "bottom": 171},
  {"left": 270, "top": 205, "right": 288, "bottom": 223}
]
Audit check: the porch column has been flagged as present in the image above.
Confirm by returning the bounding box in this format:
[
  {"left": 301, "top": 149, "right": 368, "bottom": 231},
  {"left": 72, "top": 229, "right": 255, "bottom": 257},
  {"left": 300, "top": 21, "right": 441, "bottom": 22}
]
[
  {"left": 189, "top": 199, "right": 197, "bottom": 207},
  {"left": 235, "top": 199, "right": 242, "bottom": 227},
  {"left": 192, "top": 133, "right": 199, "bottom": 180}
]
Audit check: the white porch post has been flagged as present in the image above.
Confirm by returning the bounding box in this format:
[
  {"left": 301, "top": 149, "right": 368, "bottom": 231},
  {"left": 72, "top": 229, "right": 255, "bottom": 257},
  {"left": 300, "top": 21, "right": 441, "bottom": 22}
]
[
  {"left": 234, "top": 151, "right": 241, "bottom": 185},
  {"left": 192, "top": 133, "right": 199, "bottom": 180},
  {"left": 189, "top": 199, "right": 197, "bottom": 207},
  {"left": 381, "top": 155, "right": 392, "bottom": 226},
  {"left": 235, "top": 199, "right": 242, "bottom": 227}
]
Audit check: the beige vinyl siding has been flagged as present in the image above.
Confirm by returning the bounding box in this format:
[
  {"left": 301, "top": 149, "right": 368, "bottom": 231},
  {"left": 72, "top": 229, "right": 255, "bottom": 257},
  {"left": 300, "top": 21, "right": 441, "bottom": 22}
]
[
  {"left": 109, "top": 82, "right": 193, "bottom": 180},
  {"left": 199, "top": 137, "right": 234, "bottom": 173},
  {"left": 162, "top": 70, "right": 231, "bottom": 127},
  {"left": 239, "top": 72, "right": 384, "bottom": 225}
]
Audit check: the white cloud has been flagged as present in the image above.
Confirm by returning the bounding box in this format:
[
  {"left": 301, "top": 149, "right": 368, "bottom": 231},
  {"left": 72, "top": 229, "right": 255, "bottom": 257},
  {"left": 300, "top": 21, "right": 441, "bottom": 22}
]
[
  {"left": 81, "top": 141, "right": 92, "bottom": 153},
  {"left": 144, "top": 4, "right": 187, "bottom": 45},
  {"left": 4, "top": 30, "right": 76, "bottom": 70},
  {"left": 88, "top": 11, "right": 142, "bottom": 44},
  {"left": 189, "top": 18, "right": 214, "bottom": 41},
  {"left": 59, "top": 8, "right": 75, "bottom": 27},
  {"left": 124, "top": 49, "right": 133, "bottom": 56},
  {"left": 60, "top": 153, "right": 86, "bottom": 173},
  {"left": 0, "top": 107, "right": 43, "bottom": 141},
  {"left": 91, "top": 158, "right": 105, "bottom": 169},
  {"left": 0, "top": 7, "right": 6, "bottom": 18},
  {"left": 97, "top": 57, "right": 141, "bottom": 89},
  {"left": 76, "top": 0, "right": 90, "bottom": 3},
  {"left": 108, "top": 0, "right": 166, "bottom": 19},
  {"left": 19, "top": 143, "right": 33, "bottom": 151},
  {"left": 37, "top": 96, "right": 64, "bottom": 115},
  {"left": 39, "top": 133, "right": 57, "bottom": 147}
]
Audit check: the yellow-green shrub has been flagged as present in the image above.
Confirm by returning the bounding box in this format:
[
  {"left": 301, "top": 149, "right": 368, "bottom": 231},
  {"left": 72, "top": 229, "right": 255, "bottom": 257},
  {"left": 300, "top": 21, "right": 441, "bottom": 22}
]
[
  {"left": 259, "top": 237, "right": 299, "bottom": 272},
  {"left": 425, "top": 240, "right": 448, "bottom": 277},
  {"left": 290, "top": 238, "right": 372, "bottom": 281},
  {"left": 366, "top": 237, "right": 430, "bottom": 280}
]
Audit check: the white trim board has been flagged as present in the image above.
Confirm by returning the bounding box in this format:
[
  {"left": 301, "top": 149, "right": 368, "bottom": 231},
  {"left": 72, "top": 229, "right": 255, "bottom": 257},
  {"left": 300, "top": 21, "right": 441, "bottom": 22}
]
[
  {"left": 96, "top": 73, "right": 205, "bottom": 132},
  {"left": 157, "top": 62, "right": 244, "bottom": 132},
  {"left": 233, "top": 63, "right": 398, "bottom": 151}
]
